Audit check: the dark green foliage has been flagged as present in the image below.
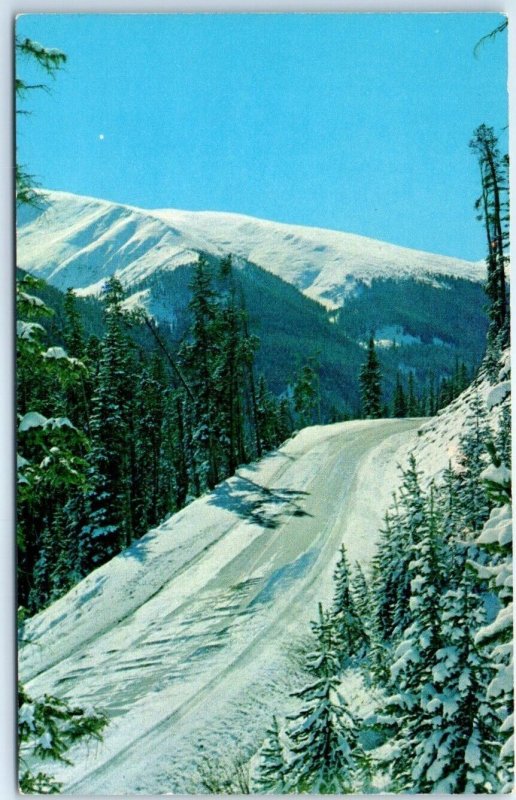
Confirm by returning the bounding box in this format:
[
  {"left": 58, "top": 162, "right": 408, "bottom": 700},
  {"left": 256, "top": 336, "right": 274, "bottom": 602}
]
[
  {"left": 293, "top": 361, "right": 319, "bottom": 427},
  {"left": 393, "top": 372, "right": 407, "bottom": 417},
  {"left": 359, "top": 337, "right": 383, "bottom": 418},
  {"left": 18, "top": 260, "right": 291, "bottom": 615}
]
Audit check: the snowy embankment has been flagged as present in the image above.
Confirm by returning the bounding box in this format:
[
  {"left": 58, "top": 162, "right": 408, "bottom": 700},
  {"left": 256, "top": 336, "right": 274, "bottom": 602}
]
[
  {"left": 20, "top": 418, "right": 421, "bottom": 794},
  {"left": 396, "top": 353, "right": 510, "bottom": 484}
]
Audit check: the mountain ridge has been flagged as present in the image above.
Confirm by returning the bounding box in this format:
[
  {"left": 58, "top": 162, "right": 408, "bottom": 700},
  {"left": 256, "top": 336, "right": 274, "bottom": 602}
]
[{"left": 17, "top": 189, "right": 485, "bottom": 310}]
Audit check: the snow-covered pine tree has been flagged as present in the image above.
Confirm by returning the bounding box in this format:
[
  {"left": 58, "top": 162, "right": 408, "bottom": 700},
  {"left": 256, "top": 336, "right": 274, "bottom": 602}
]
[
  {"left": 17, "top": 276, "right": 90, "bottom": 612},
  {"left": 359, "top": 336, "right": 383, "bottom": 419},
  {"left": 180, "top": 255, "right": 221, "bottom": 490},
  {"left": 251, "top": 716, "right": 286, "bottom": 793},
  {"left": 389, "top": 456, "right": 427, "bottom": 640},
  {"left": 331, "top": 544, "right": 365, "bottom": 662},
  {"left": 470, "top": 354, "right": 513, "bottom": 791},
  {"left": 411, "top": 543, "right": 500, "bottom": 793},
  {"left": 383, "top": 486, "right": 447, "bottom": 791},
  {"left": 470, "top": 124, "right": 510, "bottom": 356},
  {"left": 132, "top": 352, "right": 169, "bottom": 535},
  {"left": 80, "top": 277, "right": 136, "bottom": 570},
  {"left": 455, "top": 392, "right": 493, "bottom": 535},
  {"left": 350, "top": 562, "right": 373, "bottom": 653},
  {"left": 283, "top": 603, "right": 363, "bottom": 793}
]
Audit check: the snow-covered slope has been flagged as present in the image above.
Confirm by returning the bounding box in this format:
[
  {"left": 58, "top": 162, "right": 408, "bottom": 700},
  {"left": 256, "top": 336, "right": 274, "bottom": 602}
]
[
  {"left": 19, "top": 418, "right": 421, "bottom": 793},
  {"left": 17, "top": 190, "right": 484, "bottom": 309}
]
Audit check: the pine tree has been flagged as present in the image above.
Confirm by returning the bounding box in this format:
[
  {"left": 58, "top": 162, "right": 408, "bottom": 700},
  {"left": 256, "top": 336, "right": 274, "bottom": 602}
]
[
  {"left": 251, "top": 716, "right": 286, "bottom": 793},
  {"left": 384, "top": 487, "right": 447, "bottom": 791},
  {"left": 293, "top": 362, "right": 318, "bottom": 427},
  {"left": 412, "top": 548, "right": 500, "bottom": 793},
  {"left": 17, "top": 277, "right": 90, "bottom": 612},
  {"left": 331, "top": 544, "right": 365, "bottom": 662},
  {"left": 180, "top": 255, "right": 221, "bottom": 490},
  {"left": 471, "top": 380, "right": 513, "bottom": 791},
  {"left": 80, "top": 278, "right": 135, "bottom": 570},
  {"left": 284, "top": 604, "right": 363, "bottom": 793},
  {"left": 393, "top": 372, "right": 407, "bottom": 418},
  {"left": 470, "top": 124, "right": 509, "bottom": 351},
  {"left": 455, "top": 393, "right": 493, "bottom": 534},
  {"left": 359, "top": 336, "right": 382, "bottom": 419}
]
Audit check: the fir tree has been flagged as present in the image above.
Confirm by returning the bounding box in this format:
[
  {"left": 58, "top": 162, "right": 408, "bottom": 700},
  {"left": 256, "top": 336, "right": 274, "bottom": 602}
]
[
  {"left": 384, "top": 487, "right": 447, "bottom": 791},
  {"left": 455, "top": 393, "right": 493, "bottom": 534},
  {"left": 293, "top": 362, "right": 318, "bottom": 427},
  {"left": 331, "top": 544, "right": 364, "bottom": 662},
  {"left": 470, "top": 124, "right": 509, "bottom": 350},
  {"left": 412, "top": 548, "right": 500, "bottom": 793},
  {"left": 471, "top": 381, "right": 513, "bottom": 791},
  {"left": 350, "top": 562, "right": 374, "bottom": 654},
  {"left": 393, "top": 372, "right": 407, "bottom": 418},
  {"left": 284, "top": 604, "right": 363, "bottom": 793},
  {"left": 359, "top": 336, "right": 382, "bottom": 419},
  {"left": 81, "top": 277, "right": 135, "bottom": 570},
  {"left": 252, "top": 716, "right": 286, "bottom": 793}
]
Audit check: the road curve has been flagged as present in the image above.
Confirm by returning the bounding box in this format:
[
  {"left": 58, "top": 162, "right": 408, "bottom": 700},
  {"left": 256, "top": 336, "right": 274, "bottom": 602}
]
[{"left": 20, "top": 418, "right": 422, "bottom": 793}]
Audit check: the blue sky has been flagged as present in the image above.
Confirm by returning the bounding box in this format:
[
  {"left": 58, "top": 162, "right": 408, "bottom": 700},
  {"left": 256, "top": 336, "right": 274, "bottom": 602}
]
[{"left": 16, "top": 13, "right": 508, "bottom": 260}]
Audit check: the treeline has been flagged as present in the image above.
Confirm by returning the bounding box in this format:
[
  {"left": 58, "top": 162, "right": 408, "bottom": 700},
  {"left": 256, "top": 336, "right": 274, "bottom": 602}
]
[
  {"left": 247, "top": 372, "right": 512, "bottom": 793},
  {"left": 17, "top": 256, "right": 295, "bottom": 616}
]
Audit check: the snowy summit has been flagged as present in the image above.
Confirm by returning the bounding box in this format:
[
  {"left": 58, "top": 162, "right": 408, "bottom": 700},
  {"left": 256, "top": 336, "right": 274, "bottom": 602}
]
[{"left": 17, "top": 190, "right": 484, "bottom": 309}]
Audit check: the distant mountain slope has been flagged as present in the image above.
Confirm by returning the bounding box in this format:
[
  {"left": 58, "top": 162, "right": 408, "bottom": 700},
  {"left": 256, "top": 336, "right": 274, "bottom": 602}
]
[
  {"left": 17, "top": 190, "right": 489, "bottom": 415},
  {"left": 17, "top": 190, "right": 484, "bottom": 309}
]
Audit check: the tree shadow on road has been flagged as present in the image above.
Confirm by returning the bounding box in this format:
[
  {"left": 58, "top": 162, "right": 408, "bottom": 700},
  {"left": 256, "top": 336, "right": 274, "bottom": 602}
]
[{"left": 207, "top": 475, "right": 312, "bottom": 529}]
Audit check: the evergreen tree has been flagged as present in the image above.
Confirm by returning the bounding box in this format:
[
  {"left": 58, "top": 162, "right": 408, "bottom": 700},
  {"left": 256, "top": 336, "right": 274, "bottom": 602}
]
[
  {"left": 470, "top": 124, "right": 509, "bottom": 350},
  {"left": 471, "top": 379, "right": 513, "bottom": 791},
  {"left": 284, "top": 604, "right": 362, "bottom": 793},
  {"left": 80, "top": 278, "right": 135, "bottom": 570},
  {"left": 384, "top": 487, "right": 447, "bottom": 791},
  {"left": 350, "top": 562, "right": 374, "bottom": 654},
  {"left": 359, "top": 336, "right": 382, "bottom": 419},
  {"left": 293, "top": 362, "right": 318, "bottom": 427},
  {"left": 331, "top": 544, "right": 365, "bottom": 661},
  {"left": 455, "top": 393, "right": 493, "bottom": 534},
  {"left": 251, "top": 716, "right": 286, "bottom": 793},
  {"left": 180, "top": 255, "right": 221, "bottom": 489},
  {"left": 393, "top": 372, "right": 407, "bottom": 418},
  {"left": 17, "top": 276, "right": 90, "bottom": 612},
  {"left": 412, "top": 548, "right": 500, "bottom": 793},
  {"left": 407, "top": 371, "right": 418, "bottom": 417}
]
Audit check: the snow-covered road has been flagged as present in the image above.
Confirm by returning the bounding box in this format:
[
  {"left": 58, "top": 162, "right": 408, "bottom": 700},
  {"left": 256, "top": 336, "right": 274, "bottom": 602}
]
[{"left": 20, "top": 418, "right": 422, "bottom": 794}]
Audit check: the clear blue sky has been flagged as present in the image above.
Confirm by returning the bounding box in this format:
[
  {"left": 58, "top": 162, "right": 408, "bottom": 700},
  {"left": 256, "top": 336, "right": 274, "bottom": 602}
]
[{"left": 16, "top": 13, "right": 508, "bottom": 260}]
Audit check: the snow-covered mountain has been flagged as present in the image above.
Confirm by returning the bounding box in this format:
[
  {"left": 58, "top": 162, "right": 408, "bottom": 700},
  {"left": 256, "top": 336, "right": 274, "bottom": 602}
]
[{"left": 17, "top": 189, "right": 484, "bottom": 310}]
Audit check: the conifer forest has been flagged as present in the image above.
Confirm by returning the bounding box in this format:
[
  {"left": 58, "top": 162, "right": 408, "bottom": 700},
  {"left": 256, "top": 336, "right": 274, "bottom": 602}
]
[{"left": 15, "top": 14, "right": 511, "bottom": 795}]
